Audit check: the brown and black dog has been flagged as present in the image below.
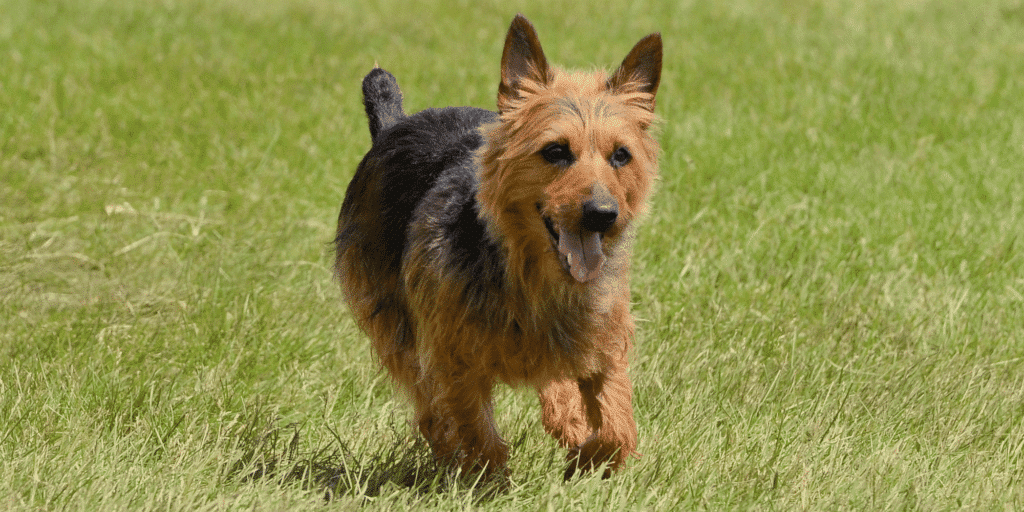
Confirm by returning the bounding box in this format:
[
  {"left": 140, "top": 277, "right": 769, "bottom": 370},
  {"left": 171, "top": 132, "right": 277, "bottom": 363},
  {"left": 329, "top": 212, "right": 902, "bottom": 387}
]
[{"left": 335, "top": 14, "right": 661, "bottom": 478}]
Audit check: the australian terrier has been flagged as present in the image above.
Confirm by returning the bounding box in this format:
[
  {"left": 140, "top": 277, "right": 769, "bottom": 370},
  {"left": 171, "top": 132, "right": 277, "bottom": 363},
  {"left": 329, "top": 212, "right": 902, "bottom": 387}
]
[{"left": 335, "top": 14, "right": 661, "bottom": 478}]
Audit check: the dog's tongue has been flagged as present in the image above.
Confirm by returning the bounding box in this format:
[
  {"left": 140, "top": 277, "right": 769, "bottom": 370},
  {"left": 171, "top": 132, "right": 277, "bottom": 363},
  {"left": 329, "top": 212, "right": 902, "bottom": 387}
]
[{"left": 557, "top": 227, "right": 605, "bottom": 283}]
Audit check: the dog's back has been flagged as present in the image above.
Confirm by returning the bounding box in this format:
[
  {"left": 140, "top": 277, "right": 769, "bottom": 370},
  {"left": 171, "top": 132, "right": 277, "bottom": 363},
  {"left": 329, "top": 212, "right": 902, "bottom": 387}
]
[{"left": 335, "top": 69, "right": 498, "bottom": 368}]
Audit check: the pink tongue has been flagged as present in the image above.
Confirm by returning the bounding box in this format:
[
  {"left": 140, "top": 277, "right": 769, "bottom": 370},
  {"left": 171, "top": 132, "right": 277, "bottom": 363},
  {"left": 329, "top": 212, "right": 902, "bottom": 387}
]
[{"left": 557, "top": 227, "right": 605, "bottom": 283}]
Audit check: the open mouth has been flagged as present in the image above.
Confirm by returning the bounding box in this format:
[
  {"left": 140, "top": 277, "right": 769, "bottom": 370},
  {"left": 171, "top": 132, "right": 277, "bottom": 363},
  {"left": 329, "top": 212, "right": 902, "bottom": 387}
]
[{"left": 538, "top": 204, "right": 606, "bottom": 283}]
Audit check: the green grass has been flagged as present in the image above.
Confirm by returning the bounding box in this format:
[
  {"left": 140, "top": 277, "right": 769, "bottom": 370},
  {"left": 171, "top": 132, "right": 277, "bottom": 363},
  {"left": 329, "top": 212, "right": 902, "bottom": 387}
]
[{"left": 3, "top": 0, "right": 1024, "bottom": 509}]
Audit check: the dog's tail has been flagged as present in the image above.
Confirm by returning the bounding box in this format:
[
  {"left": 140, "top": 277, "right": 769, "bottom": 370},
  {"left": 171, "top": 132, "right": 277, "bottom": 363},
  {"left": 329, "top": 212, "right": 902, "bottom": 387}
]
[{"left": 362, "top": 67, "right": 405, "bottom": 142}]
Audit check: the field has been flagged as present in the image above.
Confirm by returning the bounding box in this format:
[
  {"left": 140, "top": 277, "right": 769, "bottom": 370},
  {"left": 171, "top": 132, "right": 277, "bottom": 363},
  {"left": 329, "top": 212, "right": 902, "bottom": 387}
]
[{"left": 2, "top": 0, "right": 1024, "bottom": 509}]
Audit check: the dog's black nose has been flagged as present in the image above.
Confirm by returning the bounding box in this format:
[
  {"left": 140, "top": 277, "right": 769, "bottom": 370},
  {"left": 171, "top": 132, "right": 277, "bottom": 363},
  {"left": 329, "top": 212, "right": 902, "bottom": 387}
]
[{"left": 581, "top": 197, "right": 618, "bottom": 233}]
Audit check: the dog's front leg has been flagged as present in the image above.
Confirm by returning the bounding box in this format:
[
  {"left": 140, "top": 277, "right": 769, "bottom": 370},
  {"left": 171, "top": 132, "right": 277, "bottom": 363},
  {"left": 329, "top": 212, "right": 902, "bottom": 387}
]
[
  {"left": 565, "top": 356, "right": 638, "bottom": 479},
  {"left": 417, "top": 369, "right": 509, "bottom": 476}
]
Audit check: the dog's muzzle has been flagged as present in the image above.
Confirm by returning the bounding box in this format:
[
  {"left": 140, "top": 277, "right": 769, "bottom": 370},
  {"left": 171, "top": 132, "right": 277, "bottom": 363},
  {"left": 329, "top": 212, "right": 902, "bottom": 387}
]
[{"left": 538, "top": 194, "right": 618, "bottom": 283}]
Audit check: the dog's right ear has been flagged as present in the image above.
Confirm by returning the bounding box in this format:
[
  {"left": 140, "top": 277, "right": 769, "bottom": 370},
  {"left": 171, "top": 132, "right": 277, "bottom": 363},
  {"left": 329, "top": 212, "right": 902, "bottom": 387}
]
[{"left": 498, "top": 14, "right": 549, "bottom": 113}]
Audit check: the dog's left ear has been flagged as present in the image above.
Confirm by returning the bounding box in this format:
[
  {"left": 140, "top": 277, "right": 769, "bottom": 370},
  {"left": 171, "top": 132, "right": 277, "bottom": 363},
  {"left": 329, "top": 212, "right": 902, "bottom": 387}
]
[{"left": 608, "top": 33, "right": 662, "bottom": 111}]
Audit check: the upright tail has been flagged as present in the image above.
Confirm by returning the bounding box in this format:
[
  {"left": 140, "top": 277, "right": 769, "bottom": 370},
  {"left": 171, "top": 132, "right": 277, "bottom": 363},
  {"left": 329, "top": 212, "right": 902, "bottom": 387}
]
[{"left": 362, "top": 68, "right": 405, "bottom": 142}]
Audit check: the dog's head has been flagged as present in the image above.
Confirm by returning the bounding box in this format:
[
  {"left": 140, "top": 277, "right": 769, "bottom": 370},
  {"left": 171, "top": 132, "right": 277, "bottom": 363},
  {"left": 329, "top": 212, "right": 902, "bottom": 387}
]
[{"left": 477, "top": 14, "right": 662, "bottom": 286}]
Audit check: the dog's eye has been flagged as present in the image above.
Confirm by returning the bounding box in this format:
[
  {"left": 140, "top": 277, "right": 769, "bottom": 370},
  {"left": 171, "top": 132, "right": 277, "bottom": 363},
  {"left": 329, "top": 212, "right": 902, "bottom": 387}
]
[
  {"left": 609, "top": 146, "right": 632, "bottom": 169},
  {"left": 540, "top": 143, "right": 574, "bottom": 166}
]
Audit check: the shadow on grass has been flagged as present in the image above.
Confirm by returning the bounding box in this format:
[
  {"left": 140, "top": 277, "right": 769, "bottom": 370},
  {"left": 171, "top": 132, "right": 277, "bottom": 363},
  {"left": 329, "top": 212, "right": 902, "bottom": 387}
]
[{"left": 226, "top": 407, "right": 511, "bottom": 503}]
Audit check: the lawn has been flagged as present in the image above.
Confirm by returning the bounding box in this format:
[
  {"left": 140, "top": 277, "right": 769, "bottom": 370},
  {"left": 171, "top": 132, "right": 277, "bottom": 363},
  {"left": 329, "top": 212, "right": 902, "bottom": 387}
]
[{"left": 2, "top": 0, "right": 1023, "bottom": 509}]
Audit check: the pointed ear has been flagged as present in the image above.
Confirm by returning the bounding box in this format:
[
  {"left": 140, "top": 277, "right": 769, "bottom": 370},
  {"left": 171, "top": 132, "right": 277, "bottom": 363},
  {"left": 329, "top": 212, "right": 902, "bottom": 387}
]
[
  {"left": 608, "top": 33, "right": 662, "bottom": 109},
  {"left": 498, "top": 14, "right": 550, "bottom": 113}
]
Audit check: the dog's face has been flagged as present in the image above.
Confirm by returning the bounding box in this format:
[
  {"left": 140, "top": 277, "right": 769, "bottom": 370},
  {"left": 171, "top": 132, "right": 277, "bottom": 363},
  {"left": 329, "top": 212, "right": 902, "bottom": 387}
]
[
  {"left": 477, "top": 15, "right": 662, "bottom": 285},
  {"left": 531, "top": 87, "right": 659, "bottom": 283}
]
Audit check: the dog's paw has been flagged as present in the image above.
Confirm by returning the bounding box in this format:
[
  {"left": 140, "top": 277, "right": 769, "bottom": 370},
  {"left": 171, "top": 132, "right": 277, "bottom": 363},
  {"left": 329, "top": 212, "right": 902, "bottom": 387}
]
[{"left": 563, "top": 433, "right": 623, "bottom": 480}]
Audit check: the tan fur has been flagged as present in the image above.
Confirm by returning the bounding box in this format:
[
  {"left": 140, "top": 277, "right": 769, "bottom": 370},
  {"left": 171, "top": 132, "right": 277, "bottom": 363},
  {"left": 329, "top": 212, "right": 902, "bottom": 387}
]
[{"left": 336, "top": 15, "right": 661, "bottom": 478}]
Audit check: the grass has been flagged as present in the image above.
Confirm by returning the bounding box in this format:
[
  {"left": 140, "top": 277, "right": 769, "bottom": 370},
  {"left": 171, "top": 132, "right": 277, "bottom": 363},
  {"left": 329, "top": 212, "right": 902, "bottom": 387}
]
[{"left": 2, "top": 0, "right": 1024, "bottom": 509}]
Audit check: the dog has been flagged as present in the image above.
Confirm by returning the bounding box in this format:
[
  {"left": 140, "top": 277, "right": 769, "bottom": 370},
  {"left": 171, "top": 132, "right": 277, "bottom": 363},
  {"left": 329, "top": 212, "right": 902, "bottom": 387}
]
[{"left": 335, "top": 14, "right": 661, "bottom": 478}]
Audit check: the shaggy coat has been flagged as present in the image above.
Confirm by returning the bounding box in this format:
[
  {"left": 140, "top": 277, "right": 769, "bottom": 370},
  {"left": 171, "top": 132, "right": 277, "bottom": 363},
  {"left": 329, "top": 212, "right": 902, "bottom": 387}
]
[{"left": 335, "top": 14, "right": 661, "bottom": 477}]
